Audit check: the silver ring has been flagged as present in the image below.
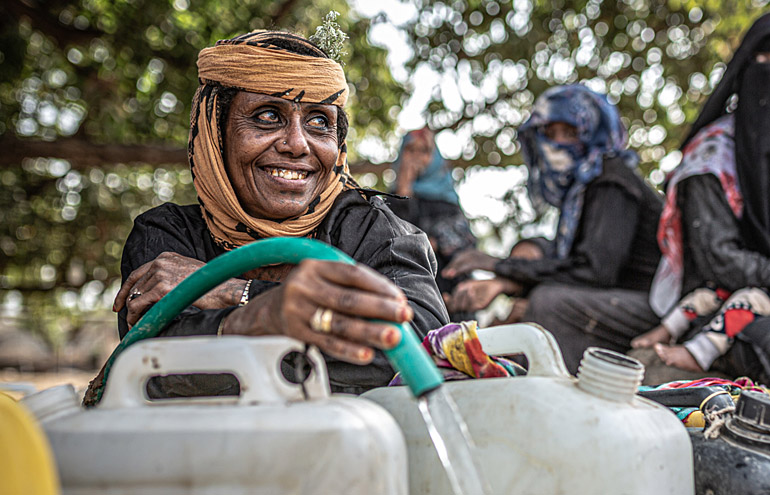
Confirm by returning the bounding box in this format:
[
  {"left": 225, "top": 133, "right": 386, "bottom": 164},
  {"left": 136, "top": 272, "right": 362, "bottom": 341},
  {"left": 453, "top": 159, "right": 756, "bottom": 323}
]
[
  {"left": 310, "top": 308, "right": 334, "bottom": 334},
  {"left": 128, "top": 291, "right": 142, "bottom": 301}
]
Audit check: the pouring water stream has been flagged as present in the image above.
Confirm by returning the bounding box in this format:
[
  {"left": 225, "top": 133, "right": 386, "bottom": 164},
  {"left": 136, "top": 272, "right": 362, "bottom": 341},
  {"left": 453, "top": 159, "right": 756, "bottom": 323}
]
[{"left": 418, "top": 387, "right": 492, "bottom": 495}]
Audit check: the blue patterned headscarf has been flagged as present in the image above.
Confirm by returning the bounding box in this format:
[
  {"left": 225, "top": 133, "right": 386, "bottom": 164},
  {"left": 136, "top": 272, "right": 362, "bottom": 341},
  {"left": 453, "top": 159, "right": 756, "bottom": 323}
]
[
  {"left": 393, "top": 128, "right": 460, "bottom": 205},
  {"left": 519, "top": 85, "right": 638, "bottom": 258}
]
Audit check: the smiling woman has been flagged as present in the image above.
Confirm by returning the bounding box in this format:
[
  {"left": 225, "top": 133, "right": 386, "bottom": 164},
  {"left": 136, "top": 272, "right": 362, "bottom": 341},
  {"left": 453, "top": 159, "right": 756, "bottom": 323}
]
[
  {"left": 223, "top": 93, "right": 341, "bottom": 220},
  {"left": 104, "top": 30, "right": 448, "bottom": 399}
]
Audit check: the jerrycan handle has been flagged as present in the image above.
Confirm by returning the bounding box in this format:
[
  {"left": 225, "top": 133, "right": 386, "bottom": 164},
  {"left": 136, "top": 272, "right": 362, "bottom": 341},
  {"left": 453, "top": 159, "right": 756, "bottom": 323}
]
[
  {"left": 477, "top": 323, "right": 571, "bottom": 378},
  {"left": 98, "top": 336, "right": 330, "bottom": 409}
]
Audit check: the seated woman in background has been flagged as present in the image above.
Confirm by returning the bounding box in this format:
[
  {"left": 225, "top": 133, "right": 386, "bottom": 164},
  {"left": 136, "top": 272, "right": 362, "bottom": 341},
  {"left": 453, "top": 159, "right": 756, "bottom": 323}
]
[
  {"left": 386, "top": 127, "right": 476, "bottom": 321},
  {"left": 443, "top": 85, "right": 663, "bottom": 373},
  {"left": 108, "top": 30, "right": 448, "bottom": 398},
  {"left": 631, "top": 14, "right": 770, "bottom": 381}
]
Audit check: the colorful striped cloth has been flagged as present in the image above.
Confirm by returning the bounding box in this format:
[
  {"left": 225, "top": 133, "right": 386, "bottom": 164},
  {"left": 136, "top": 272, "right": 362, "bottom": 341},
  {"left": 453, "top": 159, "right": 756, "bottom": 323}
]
[
  {"left": 639, "top": 377, "right": 770, "bottom": 427},
  {"left": 389, "top": 321, "right": 526, "bottom": 386}
]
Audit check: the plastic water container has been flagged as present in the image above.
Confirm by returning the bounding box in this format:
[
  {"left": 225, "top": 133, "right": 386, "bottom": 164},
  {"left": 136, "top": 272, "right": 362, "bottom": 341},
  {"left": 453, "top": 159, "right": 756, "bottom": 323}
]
[
  {"left": 22, "top": 336, "right": 408, "bottom": 495},
  {"left": 0, "top": 392, "right": 60, "bottom": 495},
  {"left": 364, "top": 323, "right": 695, "bottom": 495}
]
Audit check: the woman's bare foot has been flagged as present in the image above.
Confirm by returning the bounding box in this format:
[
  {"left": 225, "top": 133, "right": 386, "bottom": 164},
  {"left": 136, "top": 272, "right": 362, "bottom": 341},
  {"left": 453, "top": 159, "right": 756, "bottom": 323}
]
[
  {"left": 653, "top": 343, "right": 704, "bottom": 372},
  {"left": 631, "top": 325, "right": 672, "bottom": 349}
]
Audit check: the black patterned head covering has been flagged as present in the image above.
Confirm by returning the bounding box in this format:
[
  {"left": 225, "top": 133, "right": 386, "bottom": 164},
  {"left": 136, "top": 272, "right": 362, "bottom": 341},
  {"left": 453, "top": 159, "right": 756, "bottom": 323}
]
[{"left": 190, "top": 31, "right": 356, "bottom": 248}]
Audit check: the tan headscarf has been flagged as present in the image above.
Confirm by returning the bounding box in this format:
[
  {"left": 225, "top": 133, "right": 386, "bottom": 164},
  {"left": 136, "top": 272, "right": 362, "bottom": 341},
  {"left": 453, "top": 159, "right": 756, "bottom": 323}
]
[{"left": 190, "top": 31, "right": 357, "bottom": 249}]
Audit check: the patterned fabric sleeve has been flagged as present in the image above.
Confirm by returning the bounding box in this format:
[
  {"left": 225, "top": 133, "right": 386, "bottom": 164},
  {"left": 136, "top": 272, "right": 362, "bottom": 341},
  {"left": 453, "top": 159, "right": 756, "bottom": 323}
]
[{"left": 686, "top": 288, "right": 770, "bottom": 370}]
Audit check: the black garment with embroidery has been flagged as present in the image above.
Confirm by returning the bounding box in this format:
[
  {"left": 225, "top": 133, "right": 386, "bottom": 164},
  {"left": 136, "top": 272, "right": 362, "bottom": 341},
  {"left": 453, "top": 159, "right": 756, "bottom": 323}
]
[
  {"left": 493, "top": 156, "right": 663, "bottom": 292},
  {"left": 118, "top": 189, "right": 448, "bottom": 397}
]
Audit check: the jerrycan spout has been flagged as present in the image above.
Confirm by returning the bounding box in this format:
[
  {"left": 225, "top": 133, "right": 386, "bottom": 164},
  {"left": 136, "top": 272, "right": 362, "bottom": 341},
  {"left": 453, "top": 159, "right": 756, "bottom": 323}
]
[{"left": 577, "top": 347, "right": 644, "bottom": 403}]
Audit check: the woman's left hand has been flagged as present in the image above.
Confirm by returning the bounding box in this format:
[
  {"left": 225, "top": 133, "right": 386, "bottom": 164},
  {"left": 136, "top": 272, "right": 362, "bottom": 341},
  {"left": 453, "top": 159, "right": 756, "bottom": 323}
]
[
  {"left": 442, "top": 248, "right": 499, "bottom": 278},
  {"left": 114, "top": 252, "right": 248, "bottom": 327}
]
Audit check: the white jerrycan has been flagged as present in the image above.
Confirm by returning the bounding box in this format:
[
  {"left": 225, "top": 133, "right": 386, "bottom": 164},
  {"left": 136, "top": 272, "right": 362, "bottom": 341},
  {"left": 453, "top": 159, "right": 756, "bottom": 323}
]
[
  {"left": 363, "top": 323, "right": 694, "bottom": 495},
  {"left": 22, "top": 336, "right": 408, "bottom": 495}
]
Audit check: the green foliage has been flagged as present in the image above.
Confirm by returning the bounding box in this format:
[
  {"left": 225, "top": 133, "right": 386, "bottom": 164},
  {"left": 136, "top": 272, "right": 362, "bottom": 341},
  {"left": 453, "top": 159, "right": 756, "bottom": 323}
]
[
  {"left": 0, "top": 0, "right": 403, "bottom": 348},
  {"left": 0, "top": 158, "right": 198, "bottom": 347},
  {"left": 1, "top": 0, "right": 400, "bottom": 156},
  {"left": 400, "top": 0, "right": 768, "bottom": 177}
]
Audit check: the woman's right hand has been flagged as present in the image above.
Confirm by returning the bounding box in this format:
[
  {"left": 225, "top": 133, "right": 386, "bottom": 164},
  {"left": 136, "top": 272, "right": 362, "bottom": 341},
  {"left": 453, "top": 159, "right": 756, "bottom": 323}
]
[
  {"left": 446, "top": 278, "right": 522, "bottom": 312},
  {"left": 115, "top": 252, "right": 248, "bottom": 328},
  {"left": 221, "top": 259, "right": 412, "bottom": 365}
]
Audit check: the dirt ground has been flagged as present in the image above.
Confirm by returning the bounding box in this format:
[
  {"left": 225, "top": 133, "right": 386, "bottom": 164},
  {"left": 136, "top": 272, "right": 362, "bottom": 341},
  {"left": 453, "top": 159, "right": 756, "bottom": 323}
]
[{"left": 0, "top": 368, "right": 96, "bottom": 401}]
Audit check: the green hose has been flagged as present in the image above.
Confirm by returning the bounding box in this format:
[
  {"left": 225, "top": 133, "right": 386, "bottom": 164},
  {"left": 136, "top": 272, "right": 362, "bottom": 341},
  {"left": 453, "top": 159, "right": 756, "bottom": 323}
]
[{"left": 91, "top": 238, "right": 443, "bottom": 404}]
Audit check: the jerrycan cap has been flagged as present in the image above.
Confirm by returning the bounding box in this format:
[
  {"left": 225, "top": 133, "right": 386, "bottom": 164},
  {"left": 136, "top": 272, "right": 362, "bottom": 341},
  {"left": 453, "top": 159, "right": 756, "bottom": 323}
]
[
  {"left": 20, "top": 384, "right": 79, "bottom": 422},
  {"left": 734, "top": 390, "right": 770, "bottom": 434},
  {"left": 722, "top": 390, "right": 770, "bottom": 453}
]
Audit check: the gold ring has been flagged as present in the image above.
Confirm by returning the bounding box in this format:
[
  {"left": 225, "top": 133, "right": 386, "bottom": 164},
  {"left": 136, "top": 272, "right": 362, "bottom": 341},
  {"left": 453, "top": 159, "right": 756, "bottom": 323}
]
[{"left": 310, "top": 308, "right": 334, "bottom": 334}]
